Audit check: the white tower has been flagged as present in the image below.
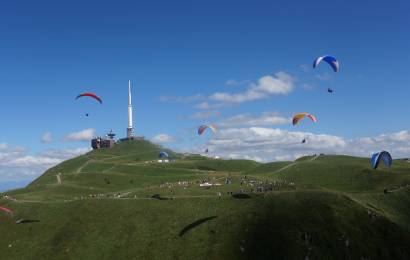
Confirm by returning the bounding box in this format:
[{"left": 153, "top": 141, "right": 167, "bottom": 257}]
[{"left": 127, "top": 80, "right": 134, "bottom": 139}]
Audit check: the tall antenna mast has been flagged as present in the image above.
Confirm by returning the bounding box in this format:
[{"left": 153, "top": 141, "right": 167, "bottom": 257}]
[{"left": 127, "top": 80, "right": 134, "bottom": 139}]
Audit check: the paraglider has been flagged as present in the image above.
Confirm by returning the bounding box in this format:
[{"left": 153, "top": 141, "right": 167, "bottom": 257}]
[
  {"left": 327, "top": 88, "right": 334, "bottom": 93},
  {"left": 159, "top": 151, "right": 169, "bottom": 158},
  {"left": 292, "top": 113, "right": 317, "bottom": 126},
  {"left": 75, "top": 92, "right": 102, "bottom": 104},
  {"left": 313, "top": 55, "right": 339, "bottom": 72},
  {"left": 197, "top": 125, "right": 217, "bottom": 157},
  {"left": 76, "top": 93, "right": 102, "bottom": 117},
  {"left": 371, "top": 151, "right": 393, "bottom": 169},
  {"left": 0, "top": 206, "right": 13, "bottom": 216},
  {"left": 302, "top": 139, "right": 306, "bottom": 144},
  {"left": 198, "top": 124, "right": 217, "bottom": 135}
]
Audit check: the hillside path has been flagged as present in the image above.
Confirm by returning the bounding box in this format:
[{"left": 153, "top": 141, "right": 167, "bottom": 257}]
[
  {"left": 75, "top": 159, "right": 95, "bottom": 175},
  {"left": 388, "top": 184, "right": 410, "bottom": 193},
  {"left": 272, "top": 162, "right": 297, "bottom": 173},
  {"left": 310, "top": 154, "right": 320, "bottom": 161},
  {"left": 272, "top": 155, "right": 321, "bottom": 174}
]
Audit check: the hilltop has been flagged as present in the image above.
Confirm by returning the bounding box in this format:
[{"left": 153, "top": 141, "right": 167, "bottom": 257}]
[{"left": 1, "top": 140, "right": 410, "bottom": 259}]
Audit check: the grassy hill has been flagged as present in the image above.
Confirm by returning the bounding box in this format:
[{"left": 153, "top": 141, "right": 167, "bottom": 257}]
[{"left": 1, "top": 140, "right": 410, "bottom": 259}]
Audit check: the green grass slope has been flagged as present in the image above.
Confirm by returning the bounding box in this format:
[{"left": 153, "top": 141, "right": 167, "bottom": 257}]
[{"left": 1, "top": 141, "right": 410, "bottom": 259}]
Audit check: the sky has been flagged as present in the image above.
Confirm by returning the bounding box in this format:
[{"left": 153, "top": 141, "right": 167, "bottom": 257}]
[{"left": 0, "top": 0, "right": 409, "bottom": 189}]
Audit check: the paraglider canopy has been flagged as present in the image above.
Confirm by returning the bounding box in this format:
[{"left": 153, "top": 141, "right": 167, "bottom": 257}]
[
  {"left": 302, "top": 139, "right": 306, "bottom": 144},
  {"left": 0, "top": 206, "right": 13, "bottom": 216},
  {"left": 313, "top": 55, "right": 339, "bottom": 72},
  {"left": 198, "top": 124, "right": 217, "bottom": 135},
  {"left": 292, "top": 113, "right": 317, "bottom": 126},
  {"left": 76, "top": 93, "right": 102, "bottom": 104},
  {"left": 327, "top": 88, "right": 334, "bottom": 93},
  {"left": 371, "top": 151, "right": 392, "bottom": 169},
  {"left": 159, "top": 151, "right": 169, "bottom": 158}
]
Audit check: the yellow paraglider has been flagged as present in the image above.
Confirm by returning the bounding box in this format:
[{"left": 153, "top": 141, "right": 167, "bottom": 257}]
[{"left": 292, "top": 113, "right": 317, "bottom": 126}]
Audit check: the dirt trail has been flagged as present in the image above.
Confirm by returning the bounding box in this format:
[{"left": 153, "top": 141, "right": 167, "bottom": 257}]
[
  {"left": 75, "top": 159, "right": 95, "bottom": 175},
  {"left": 272, "top": 162, "right": 297, "bottom": 173},
  {"left": 310, "top": 154, "right": 320, "bottom": 161},
  {"left": 272, "top": 155, "right": 321, "bottom": 174},
  {"left": 388, "top": 184, "right": 410, "bottom": 193}
]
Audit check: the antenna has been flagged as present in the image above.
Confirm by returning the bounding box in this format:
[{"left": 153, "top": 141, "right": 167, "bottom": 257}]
[{"left": 127, "top": 80, "right": 135, "bottom": 138}]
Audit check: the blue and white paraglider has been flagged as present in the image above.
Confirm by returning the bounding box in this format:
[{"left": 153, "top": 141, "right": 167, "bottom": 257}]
[
  {"left": 371, "top": 151, "right": 392, "bottom": 169},
  {"left": 159, "top": 151, "right": 169, "bottom": 158},
  {"left": 313, "top": 55, "right": 339, "bottom": 72}
]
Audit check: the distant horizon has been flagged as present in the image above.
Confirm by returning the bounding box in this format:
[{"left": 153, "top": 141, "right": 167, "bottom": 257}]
[{"left": 3, "top": 142, "right": 410, "bottom": 192}]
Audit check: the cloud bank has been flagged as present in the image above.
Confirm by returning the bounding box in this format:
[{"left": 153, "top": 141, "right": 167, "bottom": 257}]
[
  {"left": 0, "top": 145, "right": 90, "bottom": 184},
  {"left": 198, "top": 128, "right": 410, "bottom": 162},
  {"left": 151, "top": 134, "right": 176, "bottom": 144},
  {"left": 63, "top": 128, "right": 96, "bottom": 142},
  {"left": 219, "top": 112, "right": 290, "bottom": 127},
  {"left": 41, "top": 132, "right": 53, "bottom": 143},
  {"left": 209, "top": 72, "right": 294, "bottom": 104}
]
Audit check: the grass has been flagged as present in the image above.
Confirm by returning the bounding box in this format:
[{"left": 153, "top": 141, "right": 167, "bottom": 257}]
[{"left": 1, "top": 140, "right": 410, "bottom": 259}]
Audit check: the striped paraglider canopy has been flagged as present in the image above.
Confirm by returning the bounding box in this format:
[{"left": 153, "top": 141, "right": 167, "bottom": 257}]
[
  {"left": 292, "top": 113, "right": 317, "bottom": 126},
  {"left": 197, "top": 124, "right": 218, "bottom": 135}
]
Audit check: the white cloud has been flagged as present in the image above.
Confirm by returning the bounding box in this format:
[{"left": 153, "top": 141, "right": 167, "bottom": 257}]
[
  {"left": 195, "top": 102, "right": 210, "bottom": 110},
  {"left": 0, "top": 143, "right": 8, "bottom": 150},
  {"left": 5, "top": 156, "right": 62, "bottom": 167},
  {"left": 210, "top": 71, "right": 294, "bottom": 104},
  {"left": 388, "top": 130, "right": 410, "bottom": 142},
  {"left": 300, "top": 64, "right": 310, "bottom": 73},
  {"left": 0, "top": 144, "right": 90, "bottom": 184},
  {"left": 41, "top": 132, "right": 53, "bottom": 143},
  {"left": 151, "top": 134, "right": 176, "bottom": 144},
  {"left": 159, "top": 94, "right": 204, "bottom": 103},
  {"left": 227, "top": 153, "right": 264, "bottom": 162},
  {"left": 192, "top": 127, "right": 410, "bottom": 162},
  {"left": 159, "top": 72, "right": 293, "bottom": 110},
  {"left": 225, "top": 79, "right": 237, "bottom": 86},
  {"left": 0, "top": 144, "right": 27, "bottom": 159},
  {"left": 194, "top": 102, "right": 230, "bottom": 110},
  {"left": 219, "top": 112, "right": 290, "bottom": 127},
  {"left": 39, "top": 147, "right": 91, "bottom": 159},
  {"left": 315, "top": 73, "right": 331, "bottom": 81},
  {"left": 195, "top": 127, "right": 346, "bottom": 162},
  {"left": 187, "top": 111, "right": 220, "bottom": 120},
  {"left": 225, "top": 79, "right": 250, "bottom": 87},
  {"left": 301, "top": 83, "right": 316, "bottom": 91},
  {"left": 63, "top": 128, "right": 96, "bottom": 142}
]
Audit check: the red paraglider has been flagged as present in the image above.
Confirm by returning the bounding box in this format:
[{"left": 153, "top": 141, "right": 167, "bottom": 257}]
[
  {"left": 0, "top": 206, "right": 13, "bottom": 216},
  {"left": 75, "top": 93, "right": 102, "bottom": 104}
]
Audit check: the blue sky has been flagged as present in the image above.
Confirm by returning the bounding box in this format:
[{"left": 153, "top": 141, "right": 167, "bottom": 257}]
[{"left": 0, "top": 0, "right": 409, "bottom": 188}]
